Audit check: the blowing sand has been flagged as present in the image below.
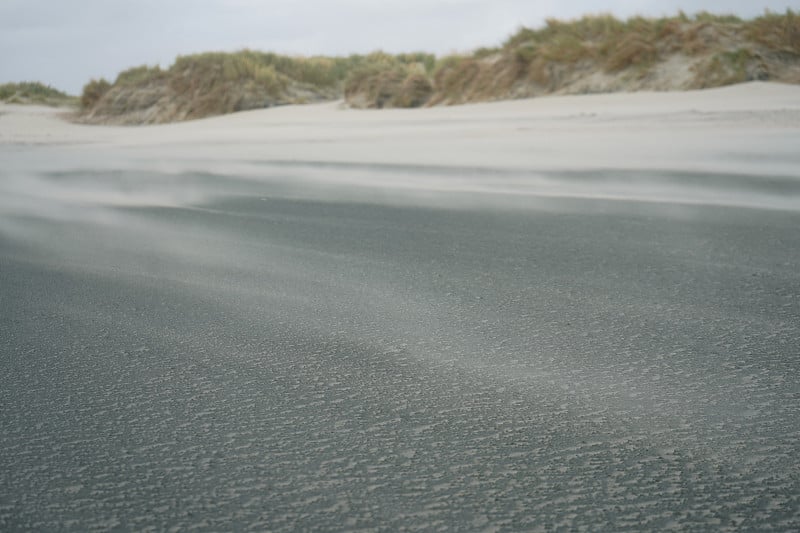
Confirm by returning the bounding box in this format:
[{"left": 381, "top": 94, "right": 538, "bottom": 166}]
[
  {"left": 2, "top": 81, "right": 800, "bottom": 213},
  {"left": 2, "top": 83, "right": 800, "bottom": 531}
]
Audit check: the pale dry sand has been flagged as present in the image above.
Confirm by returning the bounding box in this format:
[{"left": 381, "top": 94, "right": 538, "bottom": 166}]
[
  {"left": 2, "top": 82, "right": 800, "bottom": 212},
  {"left": 1, "top": 82, "right": 799, "bottom": 173}
]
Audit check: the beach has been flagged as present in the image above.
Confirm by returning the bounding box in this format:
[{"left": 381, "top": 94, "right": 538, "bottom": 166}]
[{"left": 1, "top": 83, "right": 799, "bottom": 530}]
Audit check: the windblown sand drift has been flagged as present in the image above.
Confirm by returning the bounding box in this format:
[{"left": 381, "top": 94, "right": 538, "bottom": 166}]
[
  {"left": 2, "top": 76, "right": 800, "bottom": 532},
  {"left": 5, "top": 82, "right": 800, "bottom": 211}
]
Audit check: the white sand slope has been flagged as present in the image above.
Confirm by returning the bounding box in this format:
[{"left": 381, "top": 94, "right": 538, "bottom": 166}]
[
  {"left": 0, "top": 82, "right": 798, "bottom": 168},
  {"left": 2, "top": 82, "right": 800, "bottom": 212}
]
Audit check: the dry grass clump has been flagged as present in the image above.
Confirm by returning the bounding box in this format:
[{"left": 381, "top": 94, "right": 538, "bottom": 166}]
[
  {"left": 605, "top": 34, "right": 658, "bottom": 72},
  {"left": 429, "top": 56, "right": 483, "bottom": 104},
  {"left": 343, "top": 52, "right": 436, "bottom": 108},
  {"left": 80, "top": 79, "right": 111, "bottom": 109},
  {"left": 393, "top": 73, "right": 434, "bottom": 108},
  {"left": 170, "top": 52, "right": 286, "bottom": 94},
  {"left": 0, "top": 81, "right": 76, "bottom": 106},
  {"left": 748, "top": 9, "right": 800, "bottom": 55},
  {"left": 114, "top": 65, "right": 166, "bottom": 86},
  {"left": 693, "top": 48, "right": 763, "bottom": 88},
  {"left": 344, "top": 64, "right": 407, "bottom": 109},
  {"left": 428, "top": 53, "right": 523, "bottom": 105},
  {"left": 166, "top": 52, "right": 289, "bottom": 120}
]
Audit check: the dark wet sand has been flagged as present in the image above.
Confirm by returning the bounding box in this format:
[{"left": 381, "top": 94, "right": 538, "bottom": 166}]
[{"left": 2, "top": 162, "right": 799, "bottom": 531}]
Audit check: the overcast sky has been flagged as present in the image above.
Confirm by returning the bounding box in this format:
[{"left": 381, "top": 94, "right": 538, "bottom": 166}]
[{"left": 1, "top": 0, "right": 795, "bottom": 94}]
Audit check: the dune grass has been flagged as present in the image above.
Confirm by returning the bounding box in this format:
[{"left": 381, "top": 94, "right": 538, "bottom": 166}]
[
  {"left": 747, "top": 9, "right": 800, "bottom": 54},
  {"left": 80, "top": 78, "right": 112, "bottom": 109},
  {"left": 0, "top": 82, "right": 77, "bottom": 106},
  {"left": 80, "top": 49, "right": 439, "bottom": 120},
  {"left": 423, "top": 10, "right": 799, "bottom": 105},
  {"left": 79, "top": 10, "right": 800, "bottom": 121},
  {"left": 342, "top": 52, "right": 435, "bottom": 108},
  {"left": 80, "top": 52, "right": 327, "bottom": 121}
]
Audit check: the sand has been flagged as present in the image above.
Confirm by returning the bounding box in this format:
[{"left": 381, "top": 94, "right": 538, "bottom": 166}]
[
  {"left": 2, "top": 82, "right": 800, "bottom": 531},
  {"left": 2, "top": 81, "right": 800, "bottom": 212},
  {"left": 1, "top": 81, "right": 799, "bottom": 170}
]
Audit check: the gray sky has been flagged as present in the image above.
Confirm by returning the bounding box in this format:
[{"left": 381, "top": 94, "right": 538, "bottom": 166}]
[{"left": 1, "top": 0, "right": 795, "bottom": 94}]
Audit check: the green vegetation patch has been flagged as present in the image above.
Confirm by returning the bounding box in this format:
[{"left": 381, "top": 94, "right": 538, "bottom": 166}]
[{"left": 0, "top": 82, "right": 76, "bottom": 106}]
